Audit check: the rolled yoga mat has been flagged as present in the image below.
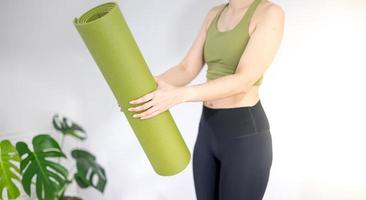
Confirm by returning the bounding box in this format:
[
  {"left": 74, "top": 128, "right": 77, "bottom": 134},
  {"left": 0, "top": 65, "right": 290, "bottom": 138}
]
[{"left": 73, "top": 2, "right": 191, "bottom": 176}]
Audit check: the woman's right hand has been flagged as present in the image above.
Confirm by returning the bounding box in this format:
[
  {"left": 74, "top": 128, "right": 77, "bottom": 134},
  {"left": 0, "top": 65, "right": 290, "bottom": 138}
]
[{"left": 118, "top": 75, "right": 160, "bottom": 112}]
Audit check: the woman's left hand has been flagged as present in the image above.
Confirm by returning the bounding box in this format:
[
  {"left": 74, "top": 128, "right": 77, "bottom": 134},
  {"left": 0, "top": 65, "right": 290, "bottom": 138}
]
[{"left": 127, "top": 76, "right": 185, "bottom": 120}]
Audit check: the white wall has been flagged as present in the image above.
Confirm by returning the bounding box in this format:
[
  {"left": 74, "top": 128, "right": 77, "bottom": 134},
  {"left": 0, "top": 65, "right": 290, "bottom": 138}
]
[{"left": 1, "top": 0, "right": 365, "bottom": 199}]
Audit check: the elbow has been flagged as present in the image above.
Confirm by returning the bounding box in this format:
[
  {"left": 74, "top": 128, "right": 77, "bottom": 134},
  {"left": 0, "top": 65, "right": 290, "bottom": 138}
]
[
  {"left": 180, "top": 63, "right": 193, "bottom": 77},
  {"left": 181, "top": 62, "right": 201, "bottom": 82},
  {"left": 235, "top": 73, "right": 255, "bottom": 94}
]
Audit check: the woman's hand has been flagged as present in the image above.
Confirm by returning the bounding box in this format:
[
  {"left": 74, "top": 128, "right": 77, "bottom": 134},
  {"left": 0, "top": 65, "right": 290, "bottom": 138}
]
[
  {"left": 127, "top": 76, "right": 186, "bottom": 119},
  {"left": 117, "top": 76, "right": 160, "bottom": 112}
]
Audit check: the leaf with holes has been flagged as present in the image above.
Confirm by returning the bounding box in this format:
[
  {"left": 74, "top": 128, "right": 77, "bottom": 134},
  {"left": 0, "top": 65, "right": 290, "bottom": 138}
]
[
  {"left": 0, "top": 140, "right": 21, "bottom": 199},
  {"left": 71, "top": 149, "right": 106, "bottom": 193},
  {"left": 52, "top": 114, "right": 87, "bottom": 140},
  {"left": 16, "top": 134, "right": 69, "bottom": 200}
]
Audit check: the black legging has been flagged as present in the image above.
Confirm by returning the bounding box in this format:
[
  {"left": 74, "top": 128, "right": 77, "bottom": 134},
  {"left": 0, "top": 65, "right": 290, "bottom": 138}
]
[{"left": 193, "top": 99, "right": 272, "bottom": 200}]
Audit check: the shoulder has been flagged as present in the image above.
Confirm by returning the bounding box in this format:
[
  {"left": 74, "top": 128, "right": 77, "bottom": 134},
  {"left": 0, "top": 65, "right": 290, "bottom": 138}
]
[
  {"left": 202, "top": 3, "right": 227, "bottom": 30},
  {"left": 208, "top": 2, "right": 227, "bottom": 15},
  {"left": 257, "top": 1, "right": 285, "bottom": 24}
]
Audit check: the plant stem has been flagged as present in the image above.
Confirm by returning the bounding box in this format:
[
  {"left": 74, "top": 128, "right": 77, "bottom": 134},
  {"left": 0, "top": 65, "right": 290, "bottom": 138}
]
[
  {"left": 60, "top": 134, "right": 65, "bottom": 149},
  {"left": 56, "top": 164, "right": 77, "bottom": 199},
  {"left": 68, "top": 164, "right": 76, "bottom": 175},
  {"left": 57, "top": 134, "right": 65, "bottom": 164}
]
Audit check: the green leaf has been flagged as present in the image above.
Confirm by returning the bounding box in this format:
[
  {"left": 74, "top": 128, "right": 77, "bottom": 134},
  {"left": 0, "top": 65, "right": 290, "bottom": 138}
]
[
  {"left": 16, "top": 134, "right": 69, "bottom": 200},
  {"left": 0, "top": 140, "right": 21, "bottom": 200},
  {"left": 52, "top": 114, "right": 87, "bottom": 140},
  {"left": 71, "top": 149, "right": 106, "bottom": 193}
]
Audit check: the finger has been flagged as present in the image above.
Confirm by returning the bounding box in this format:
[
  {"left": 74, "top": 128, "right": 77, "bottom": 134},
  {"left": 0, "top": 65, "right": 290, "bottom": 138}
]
[
  {"left": 141, "top": 109, "right": 161, "bottom": 119},
  {"left": 133, "top": 106, "right": 159, "bottom": 119},
  {"left": 130, "top": 92, "right": 155, "bottom": 104},
  {"left": 128, "top": 100, "right": 155, "bottom": 112}
]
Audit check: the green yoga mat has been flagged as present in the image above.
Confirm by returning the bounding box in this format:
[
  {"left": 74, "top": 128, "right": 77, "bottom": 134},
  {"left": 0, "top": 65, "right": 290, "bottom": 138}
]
[{"left": 73, "top": 2, "right": 191, "bottom": 176}]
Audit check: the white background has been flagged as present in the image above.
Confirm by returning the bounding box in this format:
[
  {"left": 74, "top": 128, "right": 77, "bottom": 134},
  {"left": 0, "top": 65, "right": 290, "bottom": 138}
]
[{"left": 1, "top": 0, "right": 366, "bottom": 199}]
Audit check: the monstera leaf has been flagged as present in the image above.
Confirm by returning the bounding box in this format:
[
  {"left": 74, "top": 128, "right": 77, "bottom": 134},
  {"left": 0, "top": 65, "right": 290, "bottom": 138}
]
[
  {"left": 52, "top": 114, "right": 86, "bottom": 140},
  {"left": 0, "top": 140, "right": 21, "bottom": 199},
  {"left": 71, "top": 149, "right": 106, "bottom": 193},
  {"left": 16, "top": 134, "right": 69, "bottom": 200}
]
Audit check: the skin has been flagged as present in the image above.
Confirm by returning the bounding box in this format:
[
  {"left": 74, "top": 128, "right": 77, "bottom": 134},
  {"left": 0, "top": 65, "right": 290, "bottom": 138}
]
[{"left": 123, "top": 0, "right": 285, "bottom": 120}]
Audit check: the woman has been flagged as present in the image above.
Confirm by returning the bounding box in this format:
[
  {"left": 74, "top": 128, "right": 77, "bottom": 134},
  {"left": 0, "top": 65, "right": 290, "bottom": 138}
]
[{"left": 125, "top": 0, "right": 284, "bottom": 199}]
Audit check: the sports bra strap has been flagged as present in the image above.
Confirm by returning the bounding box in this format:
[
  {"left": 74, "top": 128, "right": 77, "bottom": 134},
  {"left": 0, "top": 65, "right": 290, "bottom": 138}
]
[
  {"left": 212, "top": 0, "right": 262, "bottom": 31},
  {"left": 243, "top": 0, "right": 262, "bottom": 26},
  {"left": 214, "top": 3, "right": 228, "bottom": 23}
]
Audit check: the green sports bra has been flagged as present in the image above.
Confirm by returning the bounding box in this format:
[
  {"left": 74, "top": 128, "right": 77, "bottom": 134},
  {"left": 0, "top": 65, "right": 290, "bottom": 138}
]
[{"left": 203, "top": 0, "right": 263, "bottom": 86}]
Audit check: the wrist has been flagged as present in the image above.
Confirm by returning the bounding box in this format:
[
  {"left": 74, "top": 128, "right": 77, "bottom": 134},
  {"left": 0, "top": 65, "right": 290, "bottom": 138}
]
[{"left": 179, "top": 86, "right": 192, "bottom": 103}]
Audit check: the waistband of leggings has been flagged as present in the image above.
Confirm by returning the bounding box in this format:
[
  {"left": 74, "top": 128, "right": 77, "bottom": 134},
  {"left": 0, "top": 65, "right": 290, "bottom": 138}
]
[
  {"left": 201, "top": 99, "right": 270, "bottom": 131},
  {"left": 202, "top": 99, "right": 262, "bottom": 113}
]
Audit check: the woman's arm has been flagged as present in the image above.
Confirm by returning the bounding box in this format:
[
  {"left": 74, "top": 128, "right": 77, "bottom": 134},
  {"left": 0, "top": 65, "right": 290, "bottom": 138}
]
[
  {"left": 182, "top": 3, "right": 285, "bottom": 102},
  {"left": 120, "top": 4, "right": 224, "bottom": 113},
  {"left": 127, "top": 3, "right": 284, "bottom": 119},
  {"left": 155, "top": 4, "right": 226, "bottom": 87},
  {"left": 154, "top": 64, "right": 193, "bottom": 87}
]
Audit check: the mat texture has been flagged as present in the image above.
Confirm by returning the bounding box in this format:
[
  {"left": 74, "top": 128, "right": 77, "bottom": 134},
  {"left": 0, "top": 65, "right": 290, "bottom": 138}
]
[{"left": 73, "top": 2, "right": 191, "bottom": 176}]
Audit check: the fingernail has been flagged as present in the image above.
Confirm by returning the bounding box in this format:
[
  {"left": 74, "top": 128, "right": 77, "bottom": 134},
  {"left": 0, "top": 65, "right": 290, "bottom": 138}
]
[{"left": 133, "top": 114, "right": 138, "bottom": 118}]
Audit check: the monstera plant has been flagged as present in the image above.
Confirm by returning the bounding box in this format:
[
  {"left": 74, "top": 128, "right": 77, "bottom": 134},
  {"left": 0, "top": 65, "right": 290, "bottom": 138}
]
[{"left": 0, "top": 114, "right": 107, "bottom": 200}]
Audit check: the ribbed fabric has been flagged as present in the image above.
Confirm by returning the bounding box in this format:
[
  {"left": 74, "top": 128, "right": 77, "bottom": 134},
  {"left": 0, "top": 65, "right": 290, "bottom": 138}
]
[{"left": 204, "top": 0, "right": 263, "bottom": 86}]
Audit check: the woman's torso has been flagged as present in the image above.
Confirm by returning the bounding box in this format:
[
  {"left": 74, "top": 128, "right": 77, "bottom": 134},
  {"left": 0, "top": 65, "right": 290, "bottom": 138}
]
[{"left": 203, "top": 0, "right": 264, "bottom": 108}]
